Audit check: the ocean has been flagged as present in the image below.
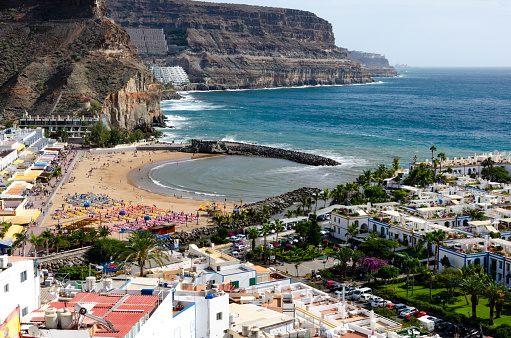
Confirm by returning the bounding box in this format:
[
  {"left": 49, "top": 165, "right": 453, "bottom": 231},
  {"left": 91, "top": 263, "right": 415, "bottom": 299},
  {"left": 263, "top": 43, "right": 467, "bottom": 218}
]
[{"left": 151, "top": 68, "right": 511, "bottom": 202}]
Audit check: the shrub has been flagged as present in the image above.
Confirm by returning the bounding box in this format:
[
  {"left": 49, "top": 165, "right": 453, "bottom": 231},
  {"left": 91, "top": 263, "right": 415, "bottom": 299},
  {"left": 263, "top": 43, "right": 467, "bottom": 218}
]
[
  {"left": 58, "top": 266, "right": 96, "bottom": 280},
  {"left": 210, "top": 235, "right": 228, "bottom": 245},
  {"left": 377, "top": 266, "right": 400, "bottom": 279},
  {"left": 372, "top": 308, "right": 396, "bottom": 318}
]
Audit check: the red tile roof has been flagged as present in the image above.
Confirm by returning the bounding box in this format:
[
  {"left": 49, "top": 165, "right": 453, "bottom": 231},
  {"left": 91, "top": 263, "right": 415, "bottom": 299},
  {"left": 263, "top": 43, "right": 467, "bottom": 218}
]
[{"left": 30, "top": 293, "right": 159, "bottom": 337}]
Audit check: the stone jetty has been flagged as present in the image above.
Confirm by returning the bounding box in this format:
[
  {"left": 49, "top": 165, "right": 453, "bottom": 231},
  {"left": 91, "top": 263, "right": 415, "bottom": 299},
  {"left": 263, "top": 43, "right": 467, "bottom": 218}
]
[{"left": 183, "top": 139, "right": 339, "bottom": 166}]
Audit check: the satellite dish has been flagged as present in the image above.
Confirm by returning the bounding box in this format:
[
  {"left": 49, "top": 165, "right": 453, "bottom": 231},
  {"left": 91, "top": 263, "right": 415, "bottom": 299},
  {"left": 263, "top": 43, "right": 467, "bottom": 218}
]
[{"left": 28, "top": 326, "right": 41, "bottom": 337}]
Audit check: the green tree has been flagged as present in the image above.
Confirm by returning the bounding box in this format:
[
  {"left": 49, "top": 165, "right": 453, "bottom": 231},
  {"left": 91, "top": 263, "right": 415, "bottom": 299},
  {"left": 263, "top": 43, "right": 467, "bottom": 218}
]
[
  {"left": 109, "top": 128, "right": 123, "bottom": 145},
  {"left": 346, "top": 223, "right": 358, "bottom": 247},
  {"left": 40, "top": 230, "right": 53, "bottom": 255},
  {"left": 90, "top": 99, "right": 102, "bottom": 111},
  {"left": 459, "top": 270, "right": 488, "bottom": 319},
  {"left": 358, "top": 235, "right": 397, "bottom": 259},
  {"left": 247, "top": 227, "right": 259, "bottom": 250},
  {"left": 4, "top": 120, "right": 14, "bottom": 129},
  {"left": 116, "top": 231, "right": 169, "bottom": 277},
  {"left": 437, "top": 152, "right": 446, "bottom": 172},
  {"left": 430, "top": 145, "right": 437, "bottom": 164},
  {"left": 13, "top": 233, "right": 27, "bottom": 256},
  {"left": 86, "top": 228, "right": 99, "bottom": 245},
  {"left": 56, "top": 128, "right": 69, "bottom": 142},
  {"left": 132, "top": 129, "right": 144, "bottom": 142},
  {"left": 486, "top": 280, "right": 506, "bottom": 325},
  {"left": 431, "top": 229, "right": 447, "bottom": 271},
  {"left": 351, "top": 250, "right": 365, "bottom": 278},
  {"left": 98, "top": 226, "right": 111, "bottom": 239},
  {"left": 377, "top": 266, "right": 400, "bottom": 280},
  {"left": 404, "top": 163, "right": 434, "bottom": 187},
  {"left": 392, "top": 190, "right": 408, "bottom": 204},
  {"left": 412, "top": 239, "right": 426, "bottom": 259},
  {"left": 259, "top": 219, "right": 273, "bottom": 264},
  {"left": 28, "top": 234, "right": 43, "bottom": 258},
  {"left": 482, "top": 166, "right": 511, "bottom": 183},
  {"left": 402, "top": 253, "right": 420, "bottom": 297},
  {"left": 333, "top": 247, "right": 353, "bottom": 278},
  {"left": 273, "top": 219, "right": 285, "bottom": 241},
  {"left": 88, "top": 238, "right": 127, "bottom": 263},
  {"left": 424, "top": 232, "right": 436, "bottom": 270},
  {"left": 152, "top": 130, "right": 164, "bottom": 140},
  {"left": 320, "top": 189, "right": 330, "bottom": 208},
  {"left": 306, "top": 216, "right": 322, "bottom": 246},
  {"left": 90, "top": 121, "right": 110, "bottom": 147},
  {"left": 144, "top": 132, "right": 152, "bottom": 142},
  {"left": 51, "top": 235, "right": 67, "bottom": 254}
]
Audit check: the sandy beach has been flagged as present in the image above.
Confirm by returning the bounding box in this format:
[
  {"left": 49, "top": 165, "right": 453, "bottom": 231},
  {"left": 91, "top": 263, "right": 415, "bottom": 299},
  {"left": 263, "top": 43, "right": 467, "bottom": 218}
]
[{"left": 42, "top": 150, "right": 234, "bottom": 230}]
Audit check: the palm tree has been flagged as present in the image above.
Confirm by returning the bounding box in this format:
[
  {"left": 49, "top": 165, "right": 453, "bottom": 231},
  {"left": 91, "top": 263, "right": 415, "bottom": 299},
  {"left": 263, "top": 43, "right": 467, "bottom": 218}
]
[
  {"left": 246, "top": 227, "right": 259, "bottom": 250},
  {"left": 86, "top": 228, "right": 98, "bottom": 245},
  {"left": 312, "top": 191, "right": 320, "bottom": 212},
  {"left": 495, "top": 284, "right": 510, "bottom": 319},
  {"left": 98, "top": 226, "right": 111, "bottom": 239},
  {"left": 351, "top": 251, "right": 365, "bottom": 279},
  {"left": 51, "top": 235, "right": 66, "bottom": 254},
  {"left": 424, "top": 232, "right": 436, "bottom": 270},
  {"left": 273, "top": 219, "right": 285, "bottom": 241},
  {"left": 430, "top": 145, "right": 437, "bottom": 164},
  {"left": 412, "top": 239, "right": 426, "bottom": 259},
  {"left": 40, "top": 230, "right": 53, "bottom": 256},
  {"left": 259, "top": 219, "right": 273, "bottom": 264},
  {"left": 459, "top": 271, "right": 488, "bottom": 319},
  {"left": 422, "top": 269, "right": 436, "bottom": 301},
  {"left": 320, "top": 189, "right": 330, "bottom": 208},
  {"left": 72, "top": 229, "right": 87, "bottom": 248},
  {"left": 346, "top": 223, "right": 358, "bottom": 247},
  {"left": 413, "top": 155, "right": 418, "bottom": 163},
  {"left": 402, "top": 253, "right": 418, "bottom": 297},
  {"left": 333, "top": 247, "right": 353, "bottom": 278},
  {"left": 116, "top": 230, "right": 170, "bottom": 277},
  {"left": 28, "top": 234, "right": 43, "bottom": 258},
  {"left": 431, "top": 229, "right": 447, "bottom": 271},
  {"left": 437, "top": 152, "right": 446, "bottom": 172},
  {"left": 285, "top": 209, "right": 295, "bottom": 219},
  {"left": 392, "top": 157, "right": 400, "bottom": 172},
  {"left": 331, "top": 184, "right": 347, "bottom": 204},
  {"left": 13, "top": 233, "right": 27, "bottom": 256},
  {"left": 345, "top": 182, "right": 358, "bottom": 200},
  {"left": 485, "top": 280, "right": 506, "bottom": 325},
  {"left": 410, "top": 259, "right": 422, "bottom": 296}
]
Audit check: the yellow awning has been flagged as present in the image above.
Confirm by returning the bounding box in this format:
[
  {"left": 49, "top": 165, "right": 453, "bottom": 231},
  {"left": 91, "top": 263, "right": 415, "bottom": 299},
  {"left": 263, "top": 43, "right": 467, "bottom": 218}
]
[
  {"left": 13, "top": 159, "right": 23, "bottom": 164},
  {"left": 0, "top": 171, "right": 6, "bottom": 175},
  {"left": 4, "top": 225, "right": 23, "bottom": 239},
  {"left": 16, "top": 144, "right": 25, "bottom": 151}
]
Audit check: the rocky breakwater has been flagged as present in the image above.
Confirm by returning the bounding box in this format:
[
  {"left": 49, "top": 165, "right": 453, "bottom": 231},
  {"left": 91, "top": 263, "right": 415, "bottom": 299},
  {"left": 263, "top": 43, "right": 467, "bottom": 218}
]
[
  {"left": 164, "top": 187, "right": 319, "bottom": 247},
  {"left": 0, "top": 0, "right": 163, "bottom": 130},
  {"left": 38, "top": 254, "right": 90, "bottom": 272},
  {"left": 107, "top": 0, "right": 373, "bottom": 90},
  {"left": 184, "top": 140, "right": 339, "bottom": 166}
]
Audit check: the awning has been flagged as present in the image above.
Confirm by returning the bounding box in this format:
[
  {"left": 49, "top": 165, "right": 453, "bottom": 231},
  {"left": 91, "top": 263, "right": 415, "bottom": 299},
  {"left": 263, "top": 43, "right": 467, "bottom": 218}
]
[
  {"left": 486, "top": 225, "right": 499, "bottom": 233},
  {"left": 0, "top": 239, "right": 13, "bottom": 248},
  {"left": 13, "top": 159, "right": 23, "bottom": 164},
  {"left": 16, "top": 144, "right": 25, "bottom": 151}
]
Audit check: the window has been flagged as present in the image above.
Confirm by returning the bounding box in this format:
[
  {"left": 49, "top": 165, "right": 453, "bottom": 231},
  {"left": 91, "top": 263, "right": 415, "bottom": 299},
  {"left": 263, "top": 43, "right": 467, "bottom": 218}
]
[
  {"left": 20, "top": 271, "right": 27, "bottom": 283},
  {"left": 499, "top": 261, "right": 503, "bottom": 269},
  {"left": 507, "top": 263, "right": 510, "bottom": 271},
  {"left": 216, "top": 312, "right": 223, "bottom": 320},
  {"left": 3, "top": 284, "right": 9, "bottom": 293},
  {"left": 231, "top": 281, "right": 239, "bottom": 288},
  {"left": 498, "top": 273, "right": 502, "bottom": 281},
  {"left": 22, "top": 307, "right": 28, "bottom": 316},
  {"left": 249, "top": 277, "right": 256, "bottom": 286}
]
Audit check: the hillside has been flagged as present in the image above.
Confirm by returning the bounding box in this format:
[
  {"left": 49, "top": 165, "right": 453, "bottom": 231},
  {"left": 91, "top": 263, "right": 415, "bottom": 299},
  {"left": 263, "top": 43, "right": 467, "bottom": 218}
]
[
  {"left": 107, "top": 0, "right": 374, "bottom": 89},
  {"left": 0, "top": 0, "right": 163, "bottom": 130}
]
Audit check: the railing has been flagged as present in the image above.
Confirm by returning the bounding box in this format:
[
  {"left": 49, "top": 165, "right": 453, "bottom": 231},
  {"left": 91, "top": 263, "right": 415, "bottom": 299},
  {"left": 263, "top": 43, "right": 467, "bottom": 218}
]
[{"left": 37, "top": 246, "right": 92, "bottom": 263}]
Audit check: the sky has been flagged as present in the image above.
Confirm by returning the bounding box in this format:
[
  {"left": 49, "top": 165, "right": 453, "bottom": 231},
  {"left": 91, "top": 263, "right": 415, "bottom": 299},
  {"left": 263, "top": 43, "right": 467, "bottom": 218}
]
[{"left": 198, "top": 0, "right": 511, "bottom": 67}]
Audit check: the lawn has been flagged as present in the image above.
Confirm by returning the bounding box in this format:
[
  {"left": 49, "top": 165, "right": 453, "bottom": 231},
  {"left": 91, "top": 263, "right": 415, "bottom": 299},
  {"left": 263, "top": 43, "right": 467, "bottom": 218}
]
[{"left": 374, "top": 282, "right": 511, "bottom": 327}]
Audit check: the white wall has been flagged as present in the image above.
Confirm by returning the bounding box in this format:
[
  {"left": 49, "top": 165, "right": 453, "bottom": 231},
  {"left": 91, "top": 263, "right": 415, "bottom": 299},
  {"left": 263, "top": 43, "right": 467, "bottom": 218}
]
[
  {"left": 0, "top": 258, "right": 40, "bottom": 321},
  {"left": 137, "top": 293, "right": 196, "bottom": 338}
]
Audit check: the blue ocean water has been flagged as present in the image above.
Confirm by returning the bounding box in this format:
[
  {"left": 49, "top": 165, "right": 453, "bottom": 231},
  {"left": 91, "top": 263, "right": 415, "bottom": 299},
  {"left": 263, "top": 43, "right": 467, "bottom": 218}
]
[{"left": 152, "top": 68, "right": 511, "bottom": 202}]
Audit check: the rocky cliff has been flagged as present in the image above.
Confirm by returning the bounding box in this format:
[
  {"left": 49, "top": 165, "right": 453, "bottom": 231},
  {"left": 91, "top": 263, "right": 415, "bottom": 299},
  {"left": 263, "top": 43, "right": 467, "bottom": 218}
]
[
  {"left": 0, "top": 0, "right": 163, "bottom": 130},
  {"left": 106, "top": 0, "right": 373, "bottom": 89},
  {"left": 346, "top": 50, "right": 397, "bottom": 77}
]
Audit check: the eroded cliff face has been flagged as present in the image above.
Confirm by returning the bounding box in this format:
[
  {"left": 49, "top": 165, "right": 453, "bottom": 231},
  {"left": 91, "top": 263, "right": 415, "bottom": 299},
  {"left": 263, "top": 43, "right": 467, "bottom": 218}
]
[
  {"left": 346, "top": 50, "right": 397, "bottom": 77},
  {"left": 107, "top": 0, "right": 373, "bottom": 89},
  {"left": 0, "top": 0, "right": 162, "bottom": 130}
]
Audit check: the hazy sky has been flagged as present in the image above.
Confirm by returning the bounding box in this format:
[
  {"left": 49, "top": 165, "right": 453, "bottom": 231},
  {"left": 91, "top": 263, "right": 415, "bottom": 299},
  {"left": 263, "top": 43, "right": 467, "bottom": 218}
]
[{"left": 200, "top": 0, "right": 511, "bottom": 67}]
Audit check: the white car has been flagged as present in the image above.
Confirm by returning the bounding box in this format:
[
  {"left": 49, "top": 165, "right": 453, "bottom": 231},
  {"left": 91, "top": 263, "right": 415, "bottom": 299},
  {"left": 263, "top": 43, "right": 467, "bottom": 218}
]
[
  {"left": 399, "top": 307, "right": 418, "bottom": 318},
  {"left": 370, "top": 297, "right": 384, "bottom": 307}
]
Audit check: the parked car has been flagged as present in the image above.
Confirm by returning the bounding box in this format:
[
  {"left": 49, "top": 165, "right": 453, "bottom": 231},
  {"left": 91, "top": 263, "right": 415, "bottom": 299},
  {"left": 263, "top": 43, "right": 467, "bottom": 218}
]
[
  {"left": 383, "top": 303, "right": 396, "bottom": 311},
  {"left": 320, "top": 230, "right": 328, "bottom": 235},
  {"left": 399, "top": 307, "right": 418, "bottom": 318},
  {"left": 351, "top": 287, "right": 372, "bottom": 300},
  {"left": 391, "top": 303, "right": 407, "bottom": 312},
  {"left": 359, "top": 294, "right": 372, "bottom": 302},
  {"left": 324, "top": 281, "right": 340, "bottom": 289},
  {"left": 370, "top": 297, "right": 385, "bottom": 308},
  {"left": 405, "top": 311, "right": 427, "bottom": 319},
  {"left": 435, "top": 321, "right": 452, "bottom": 331},
  {"left": 228, "top": 236, "right": 238, "bottom": 242}
]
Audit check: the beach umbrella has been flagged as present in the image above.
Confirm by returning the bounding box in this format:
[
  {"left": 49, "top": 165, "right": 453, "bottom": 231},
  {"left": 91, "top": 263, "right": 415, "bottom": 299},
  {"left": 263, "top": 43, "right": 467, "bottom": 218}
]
[
  {"left": 119, "top": 211, "right": 126, "bottom": 216},
  {"left": 84, "top": 202, "right": 90, "bottom": 208},
  {"left": 144, "top": 215, "right": 151, "bottom": 221}
]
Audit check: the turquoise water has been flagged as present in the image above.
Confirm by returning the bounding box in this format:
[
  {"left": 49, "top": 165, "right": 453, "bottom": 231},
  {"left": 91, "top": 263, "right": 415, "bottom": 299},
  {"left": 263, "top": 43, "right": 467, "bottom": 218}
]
[{"left": 154, "top": 68, "right": 511, "bottom": 202}]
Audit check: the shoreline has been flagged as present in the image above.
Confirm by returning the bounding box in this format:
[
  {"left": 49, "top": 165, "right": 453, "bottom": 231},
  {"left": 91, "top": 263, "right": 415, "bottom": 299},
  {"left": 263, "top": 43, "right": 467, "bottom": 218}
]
[{"left": 126, "top": 153, "right": 234, "bottom": 202}]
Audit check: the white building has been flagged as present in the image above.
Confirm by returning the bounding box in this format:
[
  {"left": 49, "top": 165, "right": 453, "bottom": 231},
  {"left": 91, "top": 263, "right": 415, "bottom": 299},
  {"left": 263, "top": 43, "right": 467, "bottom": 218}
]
[
  {"left": 0, "top": 255, "right": 40, "bottom": 321},
  {"left": 150, "top": 65, "right": 190, "bottom": 85}
]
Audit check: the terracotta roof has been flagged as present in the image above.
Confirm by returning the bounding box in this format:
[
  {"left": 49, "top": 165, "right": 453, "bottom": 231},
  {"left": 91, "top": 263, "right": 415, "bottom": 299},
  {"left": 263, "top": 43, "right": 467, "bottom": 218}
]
[{"left": 30, "top": 293, "right": 159, "bottom": 337}]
